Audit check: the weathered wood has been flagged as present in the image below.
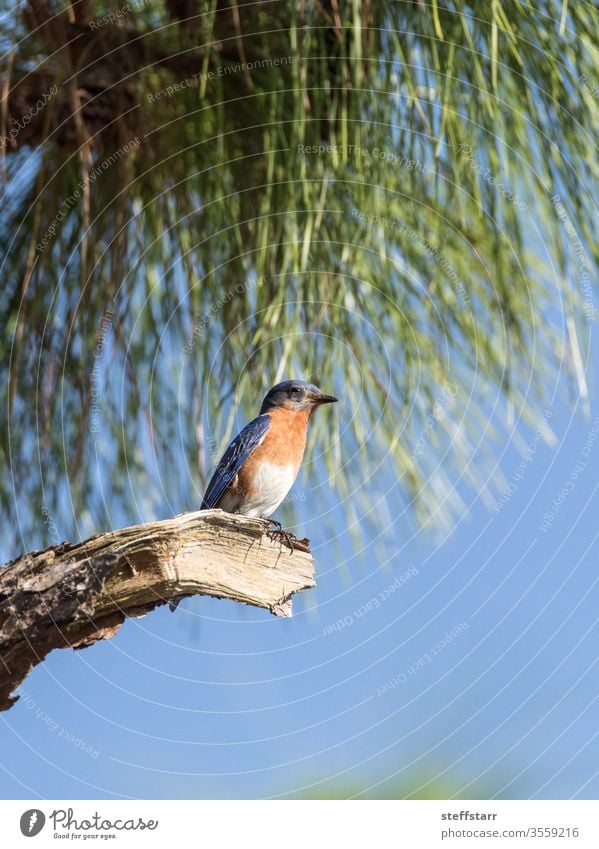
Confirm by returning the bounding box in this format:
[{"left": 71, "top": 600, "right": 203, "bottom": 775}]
[{"left": 0, "top": 510, "right": 314, "bottom": 712}]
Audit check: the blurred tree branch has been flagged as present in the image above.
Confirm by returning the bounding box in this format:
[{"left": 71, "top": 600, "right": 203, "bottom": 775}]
[{"left": 0, "top": 509, "right": 314, "bottom": 712}]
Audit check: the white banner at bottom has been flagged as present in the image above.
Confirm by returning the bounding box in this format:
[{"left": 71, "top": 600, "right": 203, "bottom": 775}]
[{"left": 0, "top": 800, "right": 597, "bottom": 848}]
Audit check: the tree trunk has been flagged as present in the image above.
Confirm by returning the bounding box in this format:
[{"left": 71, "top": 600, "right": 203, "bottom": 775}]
[{"left": 0, "top": 509, "right": 314, "bottom": 712}]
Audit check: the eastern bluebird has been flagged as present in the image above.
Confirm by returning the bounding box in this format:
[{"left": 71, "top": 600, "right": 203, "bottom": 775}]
[{"left": 201, "top": 379, "right": 338, "bottom": 519}]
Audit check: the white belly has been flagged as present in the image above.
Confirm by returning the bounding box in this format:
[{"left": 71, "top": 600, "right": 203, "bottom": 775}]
[{"left": 220, "top": 462, "right": 297, "bottom": 518}]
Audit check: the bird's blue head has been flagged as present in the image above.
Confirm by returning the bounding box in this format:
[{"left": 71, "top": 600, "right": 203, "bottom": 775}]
[{"left": 259, "top": 379, "right": 338, "bottom": 414}]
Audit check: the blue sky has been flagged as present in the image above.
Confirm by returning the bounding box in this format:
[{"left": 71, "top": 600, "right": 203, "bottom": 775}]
[
  {"left": 1, "top": 335, "right": 596, "bottom": 800},
  {"left": 0, "top": 0, "right": 597, "bottom": 804}
]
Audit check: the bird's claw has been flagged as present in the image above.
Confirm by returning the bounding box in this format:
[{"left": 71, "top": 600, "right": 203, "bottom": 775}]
[{"left": 266, "top": 525, "right": 298, "bottom": 552}]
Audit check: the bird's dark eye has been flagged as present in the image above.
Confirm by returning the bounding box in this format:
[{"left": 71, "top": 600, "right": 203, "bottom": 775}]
[{"left": 290, "top": 387, "right": 302, "bottom": 397}]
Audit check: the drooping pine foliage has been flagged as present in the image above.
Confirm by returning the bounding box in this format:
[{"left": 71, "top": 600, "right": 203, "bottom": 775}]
[{"left": 0, "top": 1, "right": 597, "bottom": 551}]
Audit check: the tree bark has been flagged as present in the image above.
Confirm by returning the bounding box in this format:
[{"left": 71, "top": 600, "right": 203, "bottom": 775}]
[{"left": 0, "top": 509, "right": 314, "bottom": 712}]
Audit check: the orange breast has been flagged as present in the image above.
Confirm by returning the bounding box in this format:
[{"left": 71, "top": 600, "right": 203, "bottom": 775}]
[{"left": 239, "top": 407, "right": 309, "bottom": 487}]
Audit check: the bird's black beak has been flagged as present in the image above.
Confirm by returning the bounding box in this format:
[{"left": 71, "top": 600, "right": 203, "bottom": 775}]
[{"left": 312, "top": 392, "right": 338, "bottom": 405}]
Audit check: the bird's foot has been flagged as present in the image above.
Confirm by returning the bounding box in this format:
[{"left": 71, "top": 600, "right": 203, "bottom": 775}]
[{"left": 266, "top": 523, "right": 298, "bottom": 552}]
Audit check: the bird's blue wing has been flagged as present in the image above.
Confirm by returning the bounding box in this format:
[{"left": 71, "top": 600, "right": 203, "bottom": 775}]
[{"left": 201, "top": 414, "right": 271, "bottom": 509}]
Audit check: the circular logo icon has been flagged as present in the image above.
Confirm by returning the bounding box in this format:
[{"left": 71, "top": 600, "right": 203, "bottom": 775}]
[{"left": 19, "top": 810, "right": 46, "bottom": 837}]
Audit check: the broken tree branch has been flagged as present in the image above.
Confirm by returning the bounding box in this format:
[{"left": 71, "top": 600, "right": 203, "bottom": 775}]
[{"left": 0, "top": 509, "right": 314, "bottom": 712}]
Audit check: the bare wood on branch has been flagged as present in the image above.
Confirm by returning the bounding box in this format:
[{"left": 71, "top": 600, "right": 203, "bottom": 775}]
[{"left": 0, "top": 509, "right": 314, "bottom": 712}]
